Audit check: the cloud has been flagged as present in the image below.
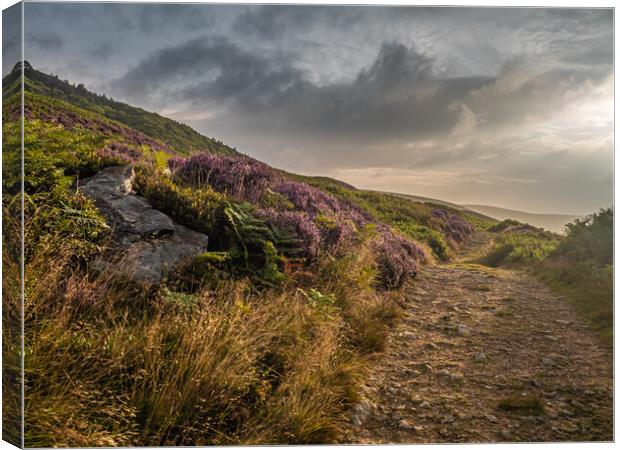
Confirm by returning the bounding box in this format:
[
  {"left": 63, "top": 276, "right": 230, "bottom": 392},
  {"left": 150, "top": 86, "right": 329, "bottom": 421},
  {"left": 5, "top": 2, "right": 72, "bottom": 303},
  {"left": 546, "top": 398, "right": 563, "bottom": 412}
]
[
  {"left": 27, "top": 30, "right": 64, "bottom": 50},
  {"left": 233, "top": 5, "right": 363, "bottom": 40},
  {"left": 19, "top": 3, "right": 612, "bottom": 213},
  {"left": 91, "top": 42, "right": 115, "bottom": 61},
  {"left": 113, "top": 38, "right": 494, "bottom": 141},
  {"left": 2, "top": 3, "right": 21, "bottom": 75}
]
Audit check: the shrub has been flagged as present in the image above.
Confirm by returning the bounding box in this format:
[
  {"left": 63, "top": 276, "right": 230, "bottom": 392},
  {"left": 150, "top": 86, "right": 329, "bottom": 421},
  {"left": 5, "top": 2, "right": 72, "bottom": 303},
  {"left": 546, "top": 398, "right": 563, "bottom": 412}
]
[
  {"left": 481, "top": 233, "right": 559, "bottom": 267},
  {"left": 373, "top": 227, "right": 425, "bottom": 290},
  {"left": 430, "top": 208, "right": 475, "bottom": 243},
  {"left": 134, "top": 167, "right": 228, "bottom": 236},
  {"left": 169, "top": 153, "right": 282, "bottom": 203},
  {"left": 395, "top": 222, "right": 450, "bottom": 260},
  {"left": 273, "top": 181, "right": 370, "bottom": 225},
  {"left": 556, "top": 208, "right": 612, "bottom": 266},
  {"left": 257, "top": 209, "right": 321, "bottom": 258}
]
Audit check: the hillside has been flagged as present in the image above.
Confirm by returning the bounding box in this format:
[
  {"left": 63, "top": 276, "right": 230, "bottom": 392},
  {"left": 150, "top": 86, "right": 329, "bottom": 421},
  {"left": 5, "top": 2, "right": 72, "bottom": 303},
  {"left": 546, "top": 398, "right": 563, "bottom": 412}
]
[
  {"left": 3, "top": 63, "right": 484, "bottom": 446},
  {"left": 2, "top": 62, "right": 611, "bottom": 447},
  {"left": 3, "top": 61, "right": 237, "bottom": 156},
  {"left": 464, "top": 204, "right": 584, "bottom": 234}
]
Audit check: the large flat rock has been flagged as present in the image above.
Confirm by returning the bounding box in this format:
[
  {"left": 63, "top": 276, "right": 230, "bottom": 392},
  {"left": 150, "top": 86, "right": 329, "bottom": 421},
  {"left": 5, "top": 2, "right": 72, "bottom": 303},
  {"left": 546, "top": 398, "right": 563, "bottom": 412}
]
[{"left": 81, "top": 165, "right": 209, "bottom": 284}]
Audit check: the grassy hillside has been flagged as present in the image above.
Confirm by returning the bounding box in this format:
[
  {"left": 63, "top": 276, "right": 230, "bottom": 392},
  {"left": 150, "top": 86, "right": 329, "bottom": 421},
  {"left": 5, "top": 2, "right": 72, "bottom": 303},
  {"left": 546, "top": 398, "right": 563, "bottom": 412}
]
[
  {"left": 4, "top": 61, "right": 237, "bottom": 156},
  {"left": 4, "top": 63, "right": 486, "bottom": 446},
  {"left": 480, "top": 213, "right": 613, "bottom": 346}
]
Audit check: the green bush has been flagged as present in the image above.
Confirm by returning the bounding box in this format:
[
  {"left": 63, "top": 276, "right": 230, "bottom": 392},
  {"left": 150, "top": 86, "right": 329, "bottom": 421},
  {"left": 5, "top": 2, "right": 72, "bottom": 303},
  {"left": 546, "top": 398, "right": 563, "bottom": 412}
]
[
  {"left": 556, "top": 208, "right": 612, "bottom": 266},
  {"left": 395, "top": 222, "right": 450, "bottom": 260},
  {"left": 482, "top": 232, "right": 559, "bottom": 267}
]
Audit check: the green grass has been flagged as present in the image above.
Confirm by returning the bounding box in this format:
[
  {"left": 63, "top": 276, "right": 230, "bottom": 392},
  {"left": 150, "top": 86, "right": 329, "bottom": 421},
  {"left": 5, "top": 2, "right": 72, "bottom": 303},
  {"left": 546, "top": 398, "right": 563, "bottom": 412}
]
[
  {"left": 483, "top": 213, "right": 613, "bottom": 348},
  {"left": 480, "top": 227, "right": 560, "bottom": 268},
  {"left": 4, "top": 64, "right": 238, "bottom": 155}
]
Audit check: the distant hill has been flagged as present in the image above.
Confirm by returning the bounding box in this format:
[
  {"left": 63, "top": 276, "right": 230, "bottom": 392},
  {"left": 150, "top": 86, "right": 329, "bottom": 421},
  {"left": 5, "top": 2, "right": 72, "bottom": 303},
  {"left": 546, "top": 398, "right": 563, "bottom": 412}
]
[
  {"left": 464, "top": 204, "right": 583, "bottom": 233},
  {"left": 382, "top": 192, "right": 471, "bottom": 211}
]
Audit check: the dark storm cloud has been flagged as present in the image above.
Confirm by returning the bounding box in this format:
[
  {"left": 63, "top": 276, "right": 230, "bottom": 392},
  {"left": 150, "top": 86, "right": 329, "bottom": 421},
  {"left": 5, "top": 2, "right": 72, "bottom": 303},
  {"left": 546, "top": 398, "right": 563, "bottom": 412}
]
[
  {"left": 136, "top": 4, "right": 215, "bottom": 33},
  {"left": 27, "top": 30, "right": 63, "bottom": 50},
  {"left": 112, "top": 38, "right": 493, "bottom": 139},
  {"left": 233, "top": 5, "right": 363, "bottom": 39},
  {"left": 92, "top": 42, "right": 115, "bottom": 61},
  {"left": 2, "top": 3, "right": 21, "bottom": 75},
  {"left": 14, "top": 4, "right": 614, "bottom": 213},
  {"left": 110, "top": 35, "right": 301, "bottom": 102}
]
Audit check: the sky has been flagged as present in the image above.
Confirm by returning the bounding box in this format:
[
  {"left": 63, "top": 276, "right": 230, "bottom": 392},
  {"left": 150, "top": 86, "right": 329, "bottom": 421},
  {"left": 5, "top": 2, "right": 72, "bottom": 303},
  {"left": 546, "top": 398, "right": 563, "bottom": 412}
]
[{"left": 3, "top": 3, "right": 614, "bottom": 214}]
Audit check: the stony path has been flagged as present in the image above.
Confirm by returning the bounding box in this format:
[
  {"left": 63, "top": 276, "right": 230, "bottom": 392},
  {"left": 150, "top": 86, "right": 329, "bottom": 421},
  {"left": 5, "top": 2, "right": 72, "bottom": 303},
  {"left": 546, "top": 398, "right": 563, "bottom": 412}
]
[{"left": 349, "top": 233, "right": 613, "bottom": 443}]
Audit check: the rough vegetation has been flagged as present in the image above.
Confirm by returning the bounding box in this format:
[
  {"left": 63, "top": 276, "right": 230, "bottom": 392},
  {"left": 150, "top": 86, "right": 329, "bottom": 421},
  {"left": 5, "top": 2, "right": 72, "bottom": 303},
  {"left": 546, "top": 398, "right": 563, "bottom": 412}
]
[
  {"left": 3, "top": 63, "right": 475, "bottom": 446},
  {"left": 2, "top": 62, "right": 612, "bottom": 446},
  {"left": 482, "top": 211, "right": 613, "bottom": 346}
]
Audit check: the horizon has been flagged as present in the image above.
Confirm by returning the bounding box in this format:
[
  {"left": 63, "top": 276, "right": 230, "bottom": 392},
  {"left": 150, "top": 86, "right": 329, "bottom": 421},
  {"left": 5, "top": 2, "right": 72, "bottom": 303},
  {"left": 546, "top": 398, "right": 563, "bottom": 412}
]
[{"left": 3, "top": 3, "right": 613, "bottom": 214}]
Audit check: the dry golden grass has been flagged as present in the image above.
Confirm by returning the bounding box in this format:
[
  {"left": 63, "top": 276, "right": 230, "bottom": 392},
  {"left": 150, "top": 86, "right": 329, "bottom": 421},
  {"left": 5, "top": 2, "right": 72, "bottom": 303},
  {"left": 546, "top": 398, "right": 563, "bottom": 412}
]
[{"left": 22, "top": 226, "right": 399, "bottom": 446}]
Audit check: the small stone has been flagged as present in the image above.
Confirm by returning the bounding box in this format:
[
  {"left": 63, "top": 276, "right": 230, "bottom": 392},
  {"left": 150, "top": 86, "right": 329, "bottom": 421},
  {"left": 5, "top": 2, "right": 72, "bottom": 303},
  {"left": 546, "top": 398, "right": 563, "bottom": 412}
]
[
  {"left": 425, "top": 342, "right": 439, "bottom": 350},
  {"left": 392, "top": 411, "right": 403, "bottom": 420},
  {"left": 474, "top": 352, "right": 487, "bottom": 362},
  {"left": 419, "top": 401, "right": 431, "bottom": 408},
  {"left": 398, "top": 419, "right": 414, "bottom": 430},
  {"left": 441, "top": 414, "right": 455, "bottom": 424},
  {"left": 449, "top": 372, "right": 464, "bottom": 382},
  {"left": 410, "top": 396, "right": 423, "bottom": 405},
  {"left": 456, "top": 324, "right": 472, "bottom": 336},
  {"left": 437, "top": 369, "right": 451, "bottom": 378},
  {"left": 485, "top": 414, "right": 499, "bottom": 423}
]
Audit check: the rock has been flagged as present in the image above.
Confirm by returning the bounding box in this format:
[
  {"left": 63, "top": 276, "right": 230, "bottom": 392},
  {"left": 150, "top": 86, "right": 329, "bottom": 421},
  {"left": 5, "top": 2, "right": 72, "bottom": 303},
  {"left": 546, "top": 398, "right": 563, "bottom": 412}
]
[
  {"left": 410, "top": 396, "right": 423, "bottom": 405},
  {"left": 456, "top": 324, "right": 472, "bottom": 336},
  {"left": 474, "top": 352, "right": 487, "bottom": 362},
  {"left": 437, "top": 369, "right": 451, "bottom": 377},
  {"left": 398, "top": 419, "right": 414, "bottom": 430},
  {"left": 425, "top": 342, "right": 439, "bottom": 350},
  {"left": 554, "top": 319, "right": 571, "bottom": 325},
  {"left": 449, "top": 372, "right": 464, "bottom": 382},
  {"left": 82, "top": 165, "right": 209, "bottom": 284},
  {"left": 420, "top": 363, "right": 434, "bottom": 372},
  {"left": 419, "top": 401, "right": 431, "bottom": 409},
  {"left": 391, "top": 411, "right": 403, "bottom": 420},
  {"left": 437, "top": 369, "right": 463, "bottom": 382},
  {"left": 440, "top": 414, "right": 455, "bottom": 424}
]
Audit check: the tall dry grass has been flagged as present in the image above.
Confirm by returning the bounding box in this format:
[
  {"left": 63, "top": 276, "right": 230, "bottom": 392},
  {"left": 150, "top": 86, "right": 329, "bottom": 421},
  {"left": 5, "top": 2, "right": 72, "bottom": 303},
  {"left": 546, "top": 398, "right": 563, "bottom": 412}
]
[{"left": 22, "top": 222, "right": 399, "bottom": 446}]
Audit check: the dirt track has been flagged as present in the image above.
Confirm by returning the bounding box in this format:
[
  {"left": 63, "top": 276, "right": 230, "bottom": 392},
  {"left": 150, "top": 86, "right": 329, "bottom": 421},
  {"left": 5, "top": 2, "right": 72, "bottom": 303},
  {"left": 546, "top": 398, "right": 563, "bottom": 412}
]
[{"left": 349, "top": 233, "right": 613, "bottom": 443}]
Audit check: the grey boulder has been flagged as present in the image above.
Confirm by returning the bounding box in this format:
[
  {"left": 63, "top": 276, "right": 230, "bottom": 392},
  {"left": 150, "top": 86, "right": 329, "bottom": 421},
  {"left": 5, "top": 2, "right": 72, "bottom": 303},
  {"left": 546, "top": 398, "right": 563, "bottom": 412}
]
[{"left": 81, "top": 165, "right": 209, "bottom": 284}]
